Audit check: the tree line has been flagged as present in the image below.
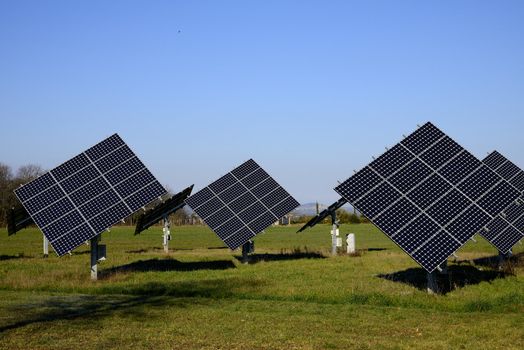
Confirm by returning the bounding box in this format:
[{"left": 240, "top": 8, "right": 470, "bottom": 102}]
[{"left": 0, "top": 162, "right": 45, "bottom": 226}]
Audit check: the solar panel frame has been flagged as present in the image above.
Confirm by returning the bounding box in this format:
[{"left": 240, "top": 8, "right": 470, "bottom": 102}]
[
  {"left": 14, "top": 134, "right": 167, "bottom": 256},
  {"left": 334, "top": 122, "right": 521, "bottom": 272},
  {"left": 185, "top": 159, "right": 300, "bottom": 250},
  {"left": 480, "top": 151, "right": 524, "bottom": 253}
]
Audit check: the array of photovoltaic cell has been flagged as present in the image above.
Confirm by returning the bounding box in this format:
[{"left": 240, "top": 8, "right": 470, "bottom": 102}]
[
  {"left": 334, "top": 122, "right": 520, "bottom": 272},
  {"left": 480, "top": 151, "right": 524, "bottom": 252},
  {"left": 185, "top": 159, "right": 300, "bottom": 250},
  {"left": 14, "top": 134, "right": 167, "bottom": 256}
]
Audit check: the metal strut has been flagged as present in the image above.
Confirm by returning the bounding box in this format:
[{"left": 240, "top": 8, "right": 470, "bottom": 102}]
[{"left": 163, "top": 215, "right": 171, "bottom": 253}]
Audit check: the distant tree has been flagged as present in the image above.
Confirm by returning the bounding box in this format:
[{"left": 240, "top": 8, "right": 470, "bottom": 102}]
[
  {"left": 349, "top": 213, "right": 361, "bottom": 224},
  {"left": 0, "top": 163, "right": 14, "bottom": 225},
  {"left": 16, "top": 164, "right": 45, "bottom": 184}
]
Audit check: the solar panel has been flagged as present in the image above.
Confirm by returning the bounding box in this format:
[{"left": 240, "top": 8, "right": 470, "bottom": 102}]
[
  {"left": 14, "top": 134, "right": 167, "bottom": 256},
  {"left": 185, "top": 159, "right": 300, "bottom": 250},
  {"left": 134, "top": 185, "right": 194, "bottom": 234},
  {"left": 481, "top": 151, "right": 524, "bottom": 252},
  {"left": 334, "top": 122, "right": 520, "bottom": 272}
]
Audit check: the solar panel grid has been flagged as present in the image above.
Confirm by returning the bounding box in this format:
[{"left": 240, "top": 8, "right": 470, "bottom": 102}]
[
  {"left": 480, "top": 151, "right": 524, "bottom": 252},
  {"left": 14, "top": 134, "right": 166, "bottom": 256},
  {"left": 185, "top": 159, "right": 299, "bottom": 250},
  {"left": 335, "top": 122, "right": 520, "bottom": 272}
]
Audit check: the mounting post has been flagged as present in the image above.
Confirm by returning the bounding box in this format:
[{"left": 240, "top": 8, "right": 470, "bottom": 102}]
[
  {"left": 331, "top": 211, "right": 339, "bottom": 256},
  {"left": 242, "top": 240, "right": 254, "bottom": 264},
  {"left": 427, "top": 261, "right": 448, "bottom": 294},
  {"left": 43, "top": 235, "right": 49, "bottom": 258},
  {"left": 498, "top": 249, "right": 512, "bottom": 268},
  {"left": 90, "top": 235, "right": 100, "bottom": 281},
  {"left": 163, "top": 215, "right": 171, "bottom": 253}
]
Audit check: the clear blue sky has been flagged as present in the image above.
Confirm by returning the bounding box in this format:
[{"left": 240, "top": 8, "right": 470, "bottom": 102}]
[{"left": 1, "top": 0, "right": 523, "bottom": 204}]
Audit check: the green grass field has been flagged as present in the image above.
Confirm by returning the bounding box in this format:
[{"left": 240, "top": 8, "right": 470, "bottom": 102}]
[{"left": 0, "top": 224, "right": 523, "bottom": 349}]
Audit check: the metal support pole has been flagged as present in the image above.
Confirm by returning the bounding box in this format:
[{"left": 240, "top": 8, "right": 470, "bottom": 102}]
[
  {"left": 242, "top": 242, "right": 250, "bottom": 264},
  {"left": 163, "top": 215, "right": 171, "bottom": 253},
  {"left": 498, "top": 249, "right": 512, "bottom": 268},
  {"left": 331, "top": 212, "right": 339, "bottom": 256},
  {"left": 43, "top": 235, "right": 49, "bottom": 258},
  {"left": 90, "top": 235, "right": 100, "bottom": 281},
  {"left": 426, "top": 271, "right": 438, "bottom": 294}
]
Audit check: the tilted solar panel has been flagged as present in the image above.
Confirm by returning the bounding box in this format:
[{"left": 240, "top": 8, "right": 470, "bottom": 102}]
[
  {"left": 334, "top": 122, "right": 520, "bottom": 272},
  {"left": 15, "top": 134, "right": 167, "bottom": 256},
  {"left": 185, "top": 159, "right": 300, "bottom": 250}
]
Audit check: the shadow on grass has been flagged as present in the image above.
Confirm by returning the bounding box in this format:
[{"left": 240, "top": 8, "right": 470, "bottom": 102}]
[
  {"left": 378, "top": 264, "right": 508, "bottom": 294},
  {"left": 0, "top": 254, "right": 31, "bottom": 261},
  {"left": 99, "top": 258, "right": 235, "bottom": 279},
  {"left": 460, "top": 252, "right": 524, "bottom": 271},
  {"left": 0, "top": 276, "right": 263, "bottom": 333},
  {"left": 234, "top": 249, "right": 325, "bottom": 264},
  {"left": 366, "top": 248, "right": 387, "bottom": 252}
]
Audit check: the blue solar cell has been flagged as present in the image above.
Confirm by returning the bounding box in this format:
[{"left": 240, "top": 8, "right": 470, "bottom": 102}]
[
  {"left": 457, "top": 165, "right": 500, "bottom": 201},
  {"left": 420, "top": 136, "right": 462, "bottom": 170},
  {"left": 15, "top": 173, "right": 56, "bottom": 202},
  {"left": 105, "top": 157, "right": 145, "bottom": 185},
  {"left": 193, "top": 196, "right": 223, "bottom": 219},
  {"left": 354, "top": 182, "right": 400, "bottom": 219},
  {"left": 260, "top": 187, "right": 290, "bottom": 208},
  {"left": 270, "top": 196, "right": 300, "bottom": 218},
  {"left": 215, "top": 217, "right": 245, "bottom": 240},
  {"left": 205, "top": 207, "right": 235, "bottom": 229},
  {"left": 231, "top": 159, "right": 259, "bottom": 179},
  {"left": 88, "top": 202, "right": 131, "bottom": 233},
  {"left": 374, "top": 198, "right": 419, "bottom": 236},
  {"left": 439, "top": 150, "right": 481, "bottom": 185},
  {"left": 388, "top": 158, "right": 432, "bottom": 193},
  {"left": 481, "top": 217, "right": 508, "bottom": 241},
  {"left": 503, "top": 201, "right": 524, "bottom": 222},
  {"left": 497, "top": 161, "right": 521, "bottom": 181},
  {"left": 32, "top": 197, "right": 75, "bottom": 228},
  {"left": 94, "top": 145, "right": 135, "bottom": 173},
  {"left": 406, "top": 174, "right": 451, "bottom": 210},
  {"left": 446, "top": 205, "right": 491, "bottom": 243},
  {"left": 24, "top": 185, "right": 65, "bottom": 213},
  {"left": 114, "top": 169, "right": 156, "bottom": 198},
  {"left": 185, "top": 187, "right": 214, "bottom": 209},
  {"left": 248, "top": 211, "right": 277, "bottom": 234},
  {"left": 217, "top": 182, "right": 247, "bottom": 204},
  {"left": 251, "top": 177, "right": 279, "bottom": 198},
  {"left": 224, "top": 227, "right": 255, "bottom": 250},
  {"left": 228, "top": 192, "right": 258, "bottom": 214},
  {"left": 400, "top": 122, "right": 444, "bottom": 155},
  {"left": 334, "top": 167, "right": 382, "bottom": 203},
  {"left": 69, "top": 177, "right": 110, "bottom": 207},
  {"left": 510, "top": 172, "right": 524, "bottom": 192},
  {"left": 392, "top": 214, "right": 440, "bottom": 253},
  {"left": 238, "top": 202, "right": 267, "bottom": 223},
  {"left": 85, "top": 134, "right": 125, "bottom": 161},
  {"left": 491, "top": 226, "right": 523, "bottom": 254},
  {"left": 51, "top": 153, "right": 91, "bottom": 181},
  {"left": 241, "top": 168, "right": 271, "bottom": 189},
  {"left": 52, "top": 223, "right": 94, "bottom": 256},
  {"left": 208, "top": 173, "right": 237, "bottom": 194},
  {"left": 125, "top": 181, "right": 166, "bottom": 212},
  {"left": 412, "top": 231, "right": 461, "bottom": 272},
  {"left": 41, "top": 210, "right": 84, "bottom": 241},
  {"left": 369, "top": 144, "right": 414, "bottom": 178},
  {"left": 60, "top": 165, "right": 99, "bottom": 193},
  {"left": 477, "top": 182, "right": 520, "bottom": 216},
  {"left": 426, "top": 189, "right": 470, "bottom": 226},
  {"left": 483, "top": 151, "right": 507, "bottom": 170},
  {"left": 79, "top": 190, "right": 120, "bottom": 219}
]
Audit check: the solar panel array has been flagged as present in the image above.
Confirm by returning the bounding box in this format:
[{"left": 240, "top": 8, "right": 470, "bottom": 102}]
[
  {"left": 481, "top": 151, "right": 524, "bottom": 252},
  {"left": 15, "top": 134, "right": 167, "bottom": 256},
  {"left": 334, "top": 122, "right": 521, "bottom": 272},
  {"left": 185, "top": 159, "right": 300, "bottom": 250}
]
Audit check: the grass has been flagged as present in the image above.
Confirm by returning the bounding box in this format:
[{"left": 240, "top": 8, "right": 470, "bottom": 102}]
[{"left": 0, "top": 223, "right": 523, "bottom": 349}]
